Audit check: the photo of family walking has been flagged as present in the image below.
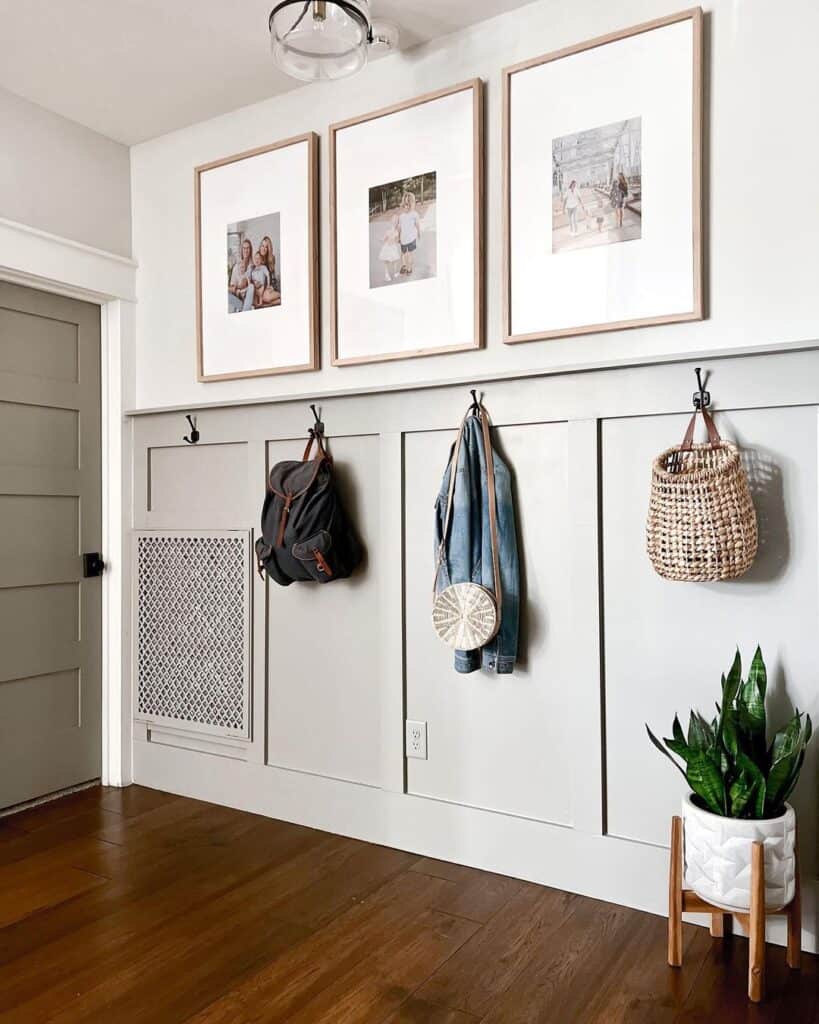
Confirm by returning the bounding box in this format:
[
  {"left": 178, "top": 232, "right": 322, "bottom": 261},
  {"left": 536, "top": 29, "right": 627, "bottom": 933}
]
[
  {"left": 551, "top": 117, "right": 642, "bottom": 255},
  {"left": 368, "top": 172, "right": 437, "bottom": 289},
  {"left": 226, "top": 212, "right": 282, "bottom": 314}
]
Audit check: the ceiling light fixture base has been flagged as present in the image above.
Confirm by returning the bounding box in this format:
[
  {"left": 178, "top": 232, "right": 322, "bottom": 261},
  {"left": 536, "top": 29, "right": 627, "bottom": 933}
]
[{"left": 269, "top": 0, "right": 398, "bottom": 82}]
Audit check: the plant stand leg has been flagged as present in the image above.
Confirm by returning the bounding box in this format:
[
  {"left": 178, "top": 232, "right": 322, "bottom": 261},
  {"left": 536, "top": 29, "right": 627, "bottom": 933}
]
[
  {"left": 710, "top": 913, "right": 731, "bottom": 938},
  {"left": 787, "top": 843, "right": 801, "bottom": 970},
  {"left": 748, "top": 841, "right": 766, "bottom": 1003},
  {"left": 668, "top": 815, "right": 683, "bottom": 967}
]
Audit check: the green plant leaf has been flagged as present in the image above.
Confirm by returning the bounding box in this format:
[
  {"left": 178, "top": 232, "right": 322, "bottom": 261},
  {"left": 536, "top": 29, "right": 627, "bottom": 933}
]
[
  {"left": 735, "top": 752, "right": 766, "bottom": 818},
  {"left": 779, "top": 749, "right": 806, "bottom": 808},
  {"left": 687, "top": 712, "right": 712, "bottom": 754},
  {"left": 672, "top": 714, "right": 686, "bottom": 747},
  {"left": 728, "top": 771, "right": 755, "bottom": 818},
  {"left": 768, "top": 713, "right": 813, "bottom": 813},
  {"left": 747, "top": 646, "right": 767, "bottom": 700},
  {"left": 665, "top": 737, "right": 692, "bottom": 762},
  {"left": 723, "top": 651, "right": 742, "bottom": 706},
  {"left": 716, "top": 654, "right": 741, "bottom": 752},
  {"left": 765, "top": 714, "right": 803, "bottom": 812},
  {"left": 739, "top": 649, "right": 767, "bottom": 759},
  {"left": 686, "top": 751, "right": 726, "bottom": 815},
  {"left": 645, "top": 725, "right": 687, "bottom": 780},
  {"left": 722, "top": 707, "right": 740, "bottom": 758}
]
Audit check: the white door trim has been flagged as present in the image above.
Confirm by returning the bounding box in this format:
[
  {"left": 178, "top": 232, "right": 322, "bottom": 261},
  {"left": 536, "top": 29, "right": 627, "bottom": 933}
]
[{"left": 0, "top": 215, "right": 137, "bottom": 787}]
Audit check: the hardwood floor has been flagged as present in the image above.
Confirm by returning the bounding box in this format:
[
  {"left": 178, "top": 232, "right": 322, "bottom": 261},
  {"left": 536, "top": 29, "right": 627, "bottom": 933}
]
[{"left": 0, "top": 786, "right": 816, "bottom": 1023}]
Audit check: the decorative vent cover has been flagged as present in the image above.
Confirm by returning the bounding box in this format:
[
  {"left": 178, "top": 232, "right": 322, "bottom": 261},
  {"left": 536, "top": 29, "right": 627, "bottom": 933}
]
[{"left": 136, "top": 532, "right": 250, "bottom": 737}]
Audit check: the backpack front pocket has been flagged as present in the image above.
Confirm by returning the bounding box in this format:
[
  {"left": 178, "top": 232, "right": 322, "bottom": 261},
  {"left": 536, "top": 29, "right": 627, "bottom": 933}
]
[{"left": 292, "top": 531, "right": 335, "bottom": 582}]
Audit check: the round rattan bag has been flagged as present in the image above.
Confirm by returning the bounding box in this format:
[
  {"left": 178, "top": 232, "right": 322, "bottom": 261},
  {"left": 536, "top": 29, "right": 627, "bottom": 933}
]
[
  {"left": 432, "top": 582, "right": 498, "bottom": 650},
  {"left": 646, "top": 407, "right": 758, "bottom": 582}
]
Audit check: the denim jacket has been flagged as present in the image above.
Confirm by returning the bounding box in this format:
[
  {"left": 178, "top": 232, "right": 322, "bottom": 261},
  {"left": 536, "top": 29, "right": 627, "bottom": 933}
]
[{"left": 434, "top": 411, "right": 520, "bottom": 674}]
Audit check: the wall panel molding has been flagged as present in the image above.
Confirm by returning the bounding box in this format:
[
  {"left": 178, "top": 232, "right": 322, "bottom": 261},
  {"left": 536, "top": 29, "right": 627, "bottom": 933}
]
[{"left": 130, "top": 347, "right": 819, "bottom": 952}]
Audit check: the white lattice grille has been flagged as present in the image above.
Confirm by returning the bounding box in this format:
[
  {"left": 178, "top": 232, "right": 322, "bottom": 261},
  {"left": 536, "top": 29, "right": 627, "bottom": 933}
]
[{"left": 136, "top": 533, "right": 249, "bottom": 735}]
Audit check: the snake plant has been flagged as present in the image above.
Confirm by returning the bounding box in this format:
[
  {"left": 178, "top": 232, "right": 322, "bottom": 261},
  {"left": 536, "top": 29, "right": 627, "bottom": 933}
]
[{"left": 646, "top": 647, "right": 812, "bottom": 819}]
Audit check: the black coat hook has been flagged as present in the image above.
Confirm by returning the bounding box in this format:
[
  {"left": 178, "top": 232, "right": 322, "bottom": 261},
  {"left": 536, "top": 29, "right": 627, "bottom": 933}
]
[
  {"left": 469, "top": 389, "right": 481, "bottom": 414},
  {"left": 183, "top": 414, "right": 200, "bottom": 444},
  {"left": 309, "top": 403, "right": 325, "bottom": 436},
  {"left": 692, "top": 368, "right": 711, "bottom": 410}
]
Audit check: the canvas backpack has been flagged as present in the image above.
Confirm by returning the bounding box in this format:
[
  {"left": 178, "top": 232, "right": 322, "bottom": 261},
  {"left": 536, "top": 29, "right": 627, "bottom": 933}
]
[{"left": 254, "top": 418, "right": 362, "bottom": 586}]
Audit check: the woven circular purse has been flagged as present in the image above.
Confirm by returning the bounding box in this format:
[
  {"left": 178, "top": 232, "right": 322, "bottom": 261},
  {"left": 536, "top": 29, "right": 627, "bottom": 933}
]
[
  {"left": 432, "top": 403, "right": 501, "bottom": 649},
  {"left": 646, "top": 406, "right": 758, "bottom": 582}
]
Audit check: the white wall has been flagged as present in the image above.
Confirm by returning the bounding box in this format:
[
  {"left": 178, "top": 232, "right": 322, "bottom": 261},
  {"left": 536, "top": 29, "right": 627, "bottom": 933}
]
[
  {"left": 130, "top": 0, "right": 819, "bottom": 411},
  {"left": 0, "top": 86, "right": 131, "bottom": 256}
]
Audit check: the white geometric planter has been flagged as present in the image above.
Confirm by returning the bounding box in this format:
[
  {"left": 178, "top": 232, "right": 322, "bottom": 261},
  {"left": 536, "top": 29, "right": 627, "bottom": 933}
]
[{"left": 682, "top": 793, "right": 797, "bottom": 912}]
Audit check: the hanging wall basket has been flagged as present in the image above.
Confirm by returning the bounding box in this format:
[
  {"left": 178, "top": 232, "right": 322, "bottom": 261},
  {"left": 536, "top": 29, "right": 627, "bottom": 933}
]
[{"left": 646, "top": 406, "right": 758, "bottom": 582}]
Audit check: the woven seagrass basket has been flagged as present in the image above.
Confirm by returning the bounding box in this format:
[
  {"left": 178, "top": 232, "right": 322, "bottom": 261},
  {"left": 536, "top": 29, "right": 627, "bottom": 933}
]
[{"left": 646, "top": 408, "right": 758, "bottom": 582}]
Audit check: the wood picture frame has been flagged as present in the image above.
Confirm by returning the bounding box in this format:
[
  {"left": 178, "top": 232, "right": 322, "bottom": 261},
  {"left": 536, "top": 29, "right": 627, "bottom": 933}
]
[
  {"left": 329, "top": 79, "right": 484, "bottom": 367},
  {"left": 195, "top": 131, "right": 319, "bottom": 382},
  {"left": 502, "top": 7, "right": 703, "bottom": 345}
]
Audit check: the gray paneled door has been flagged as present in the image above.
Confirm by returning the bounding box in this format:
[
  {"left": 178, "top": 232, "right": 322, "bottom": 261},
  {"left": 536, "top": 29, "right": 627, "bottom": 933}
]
[{"left": 0, "top": 282, "right": 102, "bottom": 809}]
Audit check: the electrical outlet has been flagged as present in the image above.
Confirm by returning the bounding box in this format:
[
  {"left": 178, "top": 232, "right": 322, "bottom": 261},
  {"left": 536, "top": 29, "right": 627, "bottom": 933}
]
[{"left": 405, "top": 720, "right": 428, "bottom": 760}]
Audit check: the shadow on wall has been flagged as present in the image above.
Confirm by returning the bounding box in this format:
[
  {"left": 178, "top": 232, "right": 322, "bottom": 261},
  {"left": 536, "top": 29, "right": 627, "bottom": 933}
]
[
  {"left": 734, "top": 443, "right": 790, "bottom": 585},
  {"left": 490, "top": 430, "right": 545, "bottom": 672},
  {"left": 331, "top": 456, "right": 369, "bottom": 585},
  {"left": 765, "top": 663, "right": 818, "bottom": 883}
]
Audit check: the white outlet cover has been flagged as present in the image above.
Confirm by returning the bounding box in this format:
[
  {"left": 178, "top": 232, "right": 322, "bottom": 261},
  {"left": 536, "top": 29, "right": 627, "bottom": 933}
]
[{"left": 405, "top": 719, "right": 428, "bottom": 760}]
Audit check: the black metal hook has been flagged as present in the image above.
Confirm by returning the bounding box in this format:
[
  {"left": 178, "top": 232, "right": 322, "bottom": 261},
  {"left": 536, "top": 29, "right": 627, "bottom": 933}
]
[
  {"left": 692, "top": 367, "right": 710, "bottom": 411},
  {"left": 309, "top": 403, "right": 325, "bottom": 437},
  {"left": 183, "top": 414, "right": 200, "bottom": 444},
  {"left": 468, "top": 389, "right": 481, "bottom": 414}
]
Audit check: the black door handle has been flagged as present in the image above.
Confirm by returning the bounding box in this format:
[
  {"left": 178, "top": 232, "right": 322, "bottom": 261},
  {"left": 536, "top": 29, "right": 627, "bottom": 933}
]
[{"left": 83, "top": 553, "right": 105, "bottom": 578}]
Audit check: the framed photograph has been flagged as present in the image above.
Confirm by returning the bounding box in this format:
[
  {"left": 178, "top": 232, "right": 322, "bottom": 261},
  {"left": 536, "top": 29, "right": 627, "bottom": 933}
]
[
  {"left": 330, "top": 80, "right": 483, "bottom": 366},
  {"left": 503, "top": 7, "right": 703, "bottom": 344},
  {"left": 195, "top": 132, "right": 319, "bottom": 381}
]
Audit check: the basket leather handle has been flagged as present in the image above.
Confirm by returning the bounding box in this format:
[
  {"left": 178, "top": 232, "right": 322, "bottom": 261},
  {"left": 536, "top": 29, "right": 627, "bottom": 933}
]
[{"left": 680, "top": 406, "right": 721, "bottom": 450}]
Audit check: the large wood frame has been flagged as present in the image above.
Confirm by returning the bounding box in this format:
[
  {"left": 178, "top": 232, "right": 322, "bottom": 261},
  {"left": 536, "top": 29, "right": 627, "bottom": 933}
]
[
  {"left": 329, "top": 79, "right": 484, "bottom": 367},
  {"left": 194, "top": 131, "right": 320, "bottom": 382},
  {"left": 502, "top": 7, "right": 704, "bottom": 345}
]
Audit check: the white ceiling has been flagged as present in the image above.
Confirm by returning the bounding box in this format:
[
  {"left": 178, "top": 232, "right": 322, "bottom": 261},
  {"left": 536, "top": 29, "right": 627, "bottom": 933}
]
[{"left": 0, "top": 0, "right": 534, "bottom": 145}]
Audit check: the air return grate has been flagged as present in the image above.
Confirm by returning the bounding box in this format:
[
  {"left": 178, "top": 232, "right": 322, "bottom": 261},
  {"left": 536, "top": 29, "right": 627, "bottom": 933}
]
[{"left": 135, "top": 532, "right": 250, "bottom": 737}]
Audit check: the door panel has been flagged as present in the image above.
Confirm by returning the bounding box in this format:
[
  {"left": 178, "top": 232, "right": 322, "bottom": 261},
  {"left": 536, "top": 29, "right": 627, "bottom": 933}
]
[
  {"left": 0, "top": 401, "right": 78, "bottom": 468},
  {"left": 0, "top": 282, "right": 101, "bottom": 809},
  {"left": 0, "top": 306, "right": 79, "bottom": 381}
]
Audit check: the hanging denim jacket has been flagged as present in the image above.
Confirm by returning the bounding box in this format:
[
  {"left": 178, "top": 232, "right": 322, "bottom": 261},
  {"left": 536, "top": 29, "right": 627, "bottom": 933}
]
[{"left": 434, "top": 408, "right": 520, "bottom": 674}]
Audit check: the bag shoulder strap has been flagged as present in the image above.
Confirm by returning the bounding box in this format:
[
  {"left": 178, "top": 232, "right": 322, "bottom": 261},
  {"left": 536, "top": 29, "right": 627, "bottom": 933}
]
[
  {"left": 302, "top": 428, "right": 329, "bottom": 462},
  {"left": 479, "top": 405, "right": 503, "bottom": 619}
]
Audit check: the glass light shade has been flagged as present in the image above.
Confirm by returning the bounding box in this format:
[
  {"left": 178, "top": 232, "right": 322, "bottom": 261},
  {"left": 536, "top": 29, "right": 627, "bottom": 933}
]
[{"left": 270, "top": 0, "right": 370, "bottom": 82}]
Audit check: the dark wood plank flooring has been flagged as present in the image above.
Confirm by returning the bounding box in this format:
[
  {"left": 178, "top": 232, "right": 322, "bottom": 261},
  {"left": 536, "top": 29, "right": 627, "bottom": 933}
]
[{"left": 0, "top": 786, "right": 816, "bottom": 1023}]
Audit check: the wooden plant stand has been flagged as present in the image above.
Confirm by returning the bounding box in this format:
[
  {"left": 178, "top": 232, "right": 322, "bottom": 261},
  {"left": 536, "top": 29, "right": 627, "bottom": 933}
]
[{"left": 668, "top": 815, "right": 801, "bottom": 1003}]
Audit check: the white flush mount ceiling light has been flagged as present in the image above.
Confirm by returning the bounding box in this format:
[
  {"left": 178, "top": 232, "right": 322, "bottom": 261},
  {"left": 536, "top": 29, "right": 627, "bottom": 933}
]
[{"left": 270, "top": 1, "right": 399, "bottom": 82}]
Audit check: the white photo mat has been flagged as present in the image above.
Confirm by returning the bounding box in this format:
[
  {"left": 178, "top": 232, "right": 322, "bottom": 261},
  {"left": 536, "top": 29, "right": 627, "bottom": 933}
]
[
  {"left": 195, "top": 133, "right": 318, "bottom": 381},
  {"left": 504, "top": 9, "right": 702, "bottom": 343},
  {"left": 331, "top": 81, "right": 483, "bottom": 365}
]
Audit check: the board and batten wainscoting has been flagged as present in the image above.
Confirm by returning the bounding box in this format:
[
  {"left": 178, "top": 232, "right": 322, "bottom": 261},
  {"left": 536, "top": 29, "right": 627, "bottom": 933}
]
[{"left": 129, "top": 347, "right": 819, "bottom": 954}]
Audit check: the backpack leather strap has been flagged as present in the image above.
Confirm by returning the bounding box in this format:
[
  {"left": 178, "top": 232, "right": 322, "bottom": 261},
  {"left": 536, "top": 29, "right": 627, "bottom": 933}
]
[{"left": 302, "top": 428, "right": 328, "bottom": 462}]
